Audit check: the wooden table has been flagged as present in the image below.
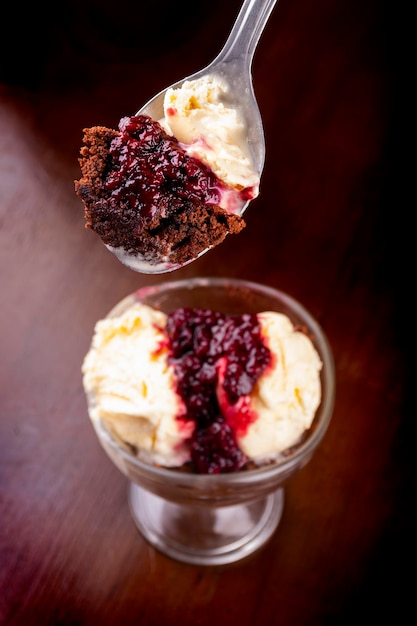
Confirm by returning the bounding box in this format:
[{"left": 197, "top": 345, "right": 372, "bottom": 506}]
[{"left": 1, "top": 1, "right": 410, "bottom": 624}]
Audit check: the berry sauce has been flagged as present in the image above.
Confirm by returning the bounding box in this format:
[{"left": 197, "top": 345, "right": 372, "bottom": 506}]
[
  {"left": 104, "top": 116, "right": 224, "bottom": 220},
  {"left": 166, "top": 307, "right": 272, "bottom": 474}
]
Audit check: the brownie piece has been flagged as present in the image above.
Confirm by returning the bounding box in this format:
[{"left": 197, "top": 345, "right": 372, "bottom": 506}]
[{"left": 74, "top": 116, "right": 245, "bottom": 267}]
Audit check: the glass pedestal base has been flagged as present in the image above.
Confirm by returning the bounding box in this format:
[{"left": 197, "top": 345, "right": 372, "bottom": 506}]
[{"left": 128, "top": 482, "right": 284, "bottom": 565}]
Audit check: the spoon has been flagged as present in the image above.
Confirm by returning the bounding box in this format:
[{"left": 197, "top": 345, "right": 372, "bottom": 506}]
[{"left": 109, "top": 0, "right": 278, "bottom": 274}]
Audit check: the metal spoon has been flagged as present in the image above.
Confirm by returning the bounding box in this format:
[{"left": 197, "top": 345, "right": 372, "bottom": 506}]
[{"left": 109, "top": 0, "right": 278, "bottom": 274}]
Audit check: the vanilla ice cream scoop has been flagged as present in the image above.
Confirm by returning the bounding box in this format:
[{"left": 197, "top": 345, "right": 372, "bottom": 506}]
[
  {"left": 107, "top": 0, "right": 278, "bottom": 274},
  {"left": 82, "top": 301, "right": 322, "bottom": 473},
  {"left": 234, "top": 312, "right": 322, "bottom": 462},
  {"left": 162, "top": 76, "right": 260, "bottom": 194},
  {"left": 82, "top": 303, "right": 192, "bottom": 467}
]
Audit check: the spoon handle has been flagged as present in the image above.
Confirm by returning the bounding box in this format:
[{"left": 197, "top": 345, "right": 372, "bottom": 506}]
[{"left": 214, "top": 0, "right": 279, "bottom": 68}]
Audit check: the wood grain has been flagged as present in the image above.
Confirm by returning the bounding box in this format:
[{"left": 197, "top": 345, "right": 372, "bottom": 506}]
[{"left": 1, "top": 1, "right": 410, "bottom": 624}]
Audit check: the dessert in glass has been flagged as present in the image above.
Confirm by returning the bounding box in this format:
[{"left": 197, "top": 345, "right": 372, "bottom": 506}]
[{"left": 83, "top": 277, "right": 335, "bottom": 565}]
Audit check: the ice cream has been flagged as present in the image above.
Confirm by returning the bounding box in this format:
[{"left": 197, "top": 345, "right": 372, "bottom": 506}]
[
  {"left": 74, "top": 76, "right": 259, "bottom": 270},
  {"left": 233, "top": 311, "right": 322, "bottom": 463},
  {"left": 82, "top": 303, "right": 192, "bottom": 467},
  {"left": 82, "top": 301, "right": 322, "bottom": 474},
  {"left": 161, "top": 75, "right": 260, "bottom": 204}
]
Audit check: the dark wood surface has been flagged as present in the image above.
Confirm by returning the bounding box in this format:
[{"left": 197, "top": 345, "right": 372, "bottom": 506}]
[{"left": 1, "top": 1, "right": 411, "bottom": 624}]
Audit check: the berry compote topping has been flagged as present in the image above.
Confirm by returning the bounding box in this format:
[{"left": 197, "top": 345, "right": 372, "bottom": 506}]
[
  {"left": 104, "top": 115, "right": 225, "bottom": 220},
  {"left": 166, "top": 307, "right": 272, "bottom": 473}
]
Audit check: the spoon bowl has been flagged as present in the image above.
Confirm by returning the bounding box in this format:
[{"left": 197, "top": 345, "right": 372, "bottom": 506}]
[{"left": 109, "top": 0, "right": 278, "bottom": 274}]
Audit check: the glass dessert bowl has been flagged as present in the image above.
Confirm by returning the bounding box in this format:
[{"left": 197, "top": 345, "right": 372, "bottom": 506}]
[{"left": 90, "top": 277, "right": 335, "bottom": 565}]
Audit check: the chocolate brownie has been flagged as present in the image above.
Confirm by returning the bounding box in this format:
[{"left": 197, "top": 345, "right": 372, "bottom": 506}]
[{"left": 74, "top": 115, "right": 245, "bottom": 267}]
